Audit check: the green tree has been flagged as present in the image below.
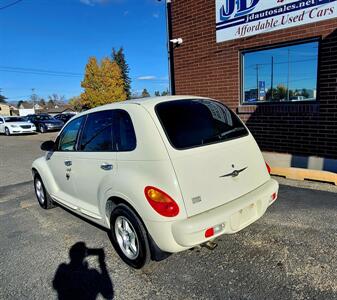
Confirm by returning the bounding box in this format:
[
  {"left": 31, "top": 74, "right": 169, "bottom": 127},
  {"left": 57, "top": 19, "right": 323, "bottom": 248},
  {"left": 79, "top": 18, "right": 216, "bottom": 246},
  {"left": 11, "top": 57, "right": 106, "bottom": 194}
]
[
  {"left": 154, "top": 91, "right": 160, "bottom": 97},
  {"left": 112, "top": 48, "right": 131, "bottom": 99},
  {"left": 0, "top": 94, "right": 7, "bottom": 103},
  {"left": 161, "top": 89, "right": 169, "bottom": 96},
  {"left": 276, "top": 85, "right": 287, "bottom": 100},
  {"left": 68, "top": 96, "right": 83, "bottom": 111},
  {"left": 39, "top": 98, "right": 46, "bottom": 107},
  {"left": 17, "top": 100, "right": 26, "bottom": 108},
  {"left": 141, "top": 88, "right": 150, "bottom": 98},
  {"left": 81, "top": 56, "right": 127, "bottom": 109},
  {"left": 48, "top": 99, "right": 55, "bottom": 108},
  {"left": 301, "top": 88, "right": 309, "bottom": 99}
]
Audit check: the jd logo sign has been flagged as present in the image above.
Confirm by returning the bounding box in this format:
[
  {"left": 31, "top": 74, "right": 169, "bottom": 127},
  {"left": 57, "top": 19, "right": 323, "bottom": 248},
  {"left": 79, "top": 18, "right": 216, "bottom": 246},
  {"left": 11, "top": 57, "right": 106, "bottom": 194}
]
[
  {"left": 216, "top": 0, "right": 337, "bottom": 43},
  {"left": 220, "top": 0, "right": 260, "bottom": 21}
]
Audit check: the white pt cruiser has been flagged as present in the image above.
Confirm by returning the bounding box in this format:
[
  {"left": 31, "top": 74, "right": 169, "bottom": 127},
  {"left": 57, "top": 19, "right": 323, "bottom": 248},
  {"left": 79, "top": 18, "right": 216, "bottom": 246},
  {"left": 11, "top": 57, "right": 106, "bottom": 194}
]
[{"left": 32, "top": 96, "right": 279, "bottom": 269}]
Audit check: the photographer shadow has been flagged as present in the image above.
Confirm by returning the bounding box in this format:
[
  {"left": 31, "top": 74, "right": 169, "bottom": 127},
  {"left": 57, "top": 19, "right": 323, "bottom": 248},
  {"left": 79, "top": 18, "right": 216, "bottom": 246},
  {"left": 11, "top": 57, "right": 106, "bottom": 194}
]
[{"left": 53, "top": 242, "right": 114, "bottom": 300}]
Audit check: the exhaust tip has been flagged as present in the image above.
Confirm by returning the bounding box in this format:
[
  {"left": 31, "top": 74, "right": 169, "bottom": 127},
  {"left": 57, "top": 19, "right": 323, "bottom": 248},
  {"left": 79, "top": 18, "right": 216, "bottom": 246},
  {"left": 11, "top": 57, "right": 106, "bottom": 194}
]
[{"left": 202, "top": 240, "right": 218, "bottom": 250}]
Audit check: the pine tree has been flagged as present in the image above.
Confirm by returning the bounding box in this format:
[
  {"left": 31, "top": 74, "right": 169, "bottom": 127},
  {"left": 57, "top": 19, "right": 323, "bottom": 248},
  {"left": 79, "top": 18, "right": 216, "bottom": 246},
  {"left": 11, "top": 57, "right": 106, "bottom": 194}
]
[
  {"left": 112, "top": 48, "right": 131, "bottom": 99},
  {"left": 154, "top": 91, "right": 160, "bottom": 97},
  {"left": 0, "top": 93, "right": 7, "bottom": 103},
  {"left": 81, "top": 56, "right": 127, "bottom": 109},
  {"left": 141, "top": 89, "right": 150, "bottom": 98}
]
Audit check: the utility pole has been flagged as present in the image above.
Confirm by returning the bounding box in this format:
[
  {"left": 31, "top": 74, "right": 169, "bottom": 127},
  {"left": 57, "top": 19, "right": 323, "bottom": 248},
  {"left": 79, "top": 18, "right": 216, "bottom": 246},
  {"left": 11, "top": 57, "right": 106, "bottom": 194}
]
[
  {"left": 31, "top": 88, "right": 36, "bottom": 113},
  {"left": 159, "top": 0, "right": 175, "bottom": 95}
]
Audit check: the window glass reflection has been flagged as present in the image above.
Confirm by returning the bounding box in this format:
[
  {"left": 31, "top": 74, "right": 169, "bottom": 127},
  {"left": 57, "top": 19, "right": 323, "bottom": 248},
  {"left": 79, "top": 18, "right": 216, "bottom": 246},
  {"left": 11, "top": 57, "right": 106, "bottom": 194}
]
[{"left": 242, "top": 41, "right": 318, "bottom": 103}]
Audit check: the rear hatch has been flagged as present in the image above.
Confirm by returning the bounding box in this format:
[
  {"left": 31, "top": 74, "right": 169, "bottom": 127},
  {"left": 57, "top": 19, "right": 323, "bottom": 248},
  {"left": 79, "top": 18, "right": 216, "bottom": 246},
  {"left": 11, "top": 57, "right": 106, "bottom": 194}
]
[{"left": 154, "top": 99, "right": 270, "bottom": 217}]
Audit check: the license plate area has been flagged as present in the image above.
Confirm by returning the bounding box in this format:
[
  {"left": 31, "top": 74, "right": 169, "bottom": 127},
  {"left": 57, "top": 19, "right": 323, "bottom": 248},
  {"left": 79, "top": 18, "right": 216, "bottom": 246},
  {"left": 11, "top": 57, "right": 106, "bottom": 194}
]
[{"left": 229, "top": 202, "right": 258, "bottom": 232}]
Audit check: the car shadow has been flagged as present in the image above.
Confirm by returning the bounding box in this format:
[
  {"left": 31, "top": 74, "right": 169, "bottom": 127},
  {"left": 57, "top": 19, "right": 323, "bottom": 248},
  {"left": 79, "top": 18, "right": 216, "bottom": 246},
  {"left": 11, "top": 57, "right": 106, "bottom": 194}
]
[{"left": 52, "top": 242, "right": 114, "bottom": 300}]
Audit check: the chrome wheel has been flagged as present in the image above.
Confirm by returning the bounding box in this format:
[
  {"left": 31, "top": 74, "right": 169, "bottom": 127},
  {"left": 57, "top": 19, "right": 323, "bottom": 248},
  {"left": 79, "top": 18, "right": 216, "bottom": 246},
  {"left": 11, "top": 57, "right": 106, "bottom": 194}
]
[
  {"left": 35, "top": 178, "right": 45, "bottom": 204},
  {"left": 114, "top": 216, "right": 139, "bottom": 260},
  {"left": 5, "top": 128, "right": 10, "bottom": 136}
]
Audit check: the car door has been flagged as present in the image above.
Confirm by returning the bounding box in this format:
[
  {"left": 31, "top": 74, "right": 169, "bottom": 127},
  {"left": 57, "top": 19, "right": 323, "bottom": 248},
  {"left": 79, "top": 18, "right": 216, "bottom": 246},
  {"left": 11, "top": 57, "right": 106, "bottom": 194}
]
[
  {"left": 46, "top": 116, "right": 86, "bottom": 209},
  {"left": 70, "top": 110, "right": 117, "bottom": 219}
]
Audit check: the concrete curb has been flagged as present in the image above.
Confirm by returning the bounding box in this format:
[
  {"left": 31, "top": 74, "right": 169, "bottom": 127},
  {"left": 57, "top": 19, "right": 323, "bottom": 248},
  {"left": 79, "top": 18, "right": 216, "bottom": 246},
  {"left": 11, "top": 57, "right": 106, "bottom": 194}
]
[{"left": 271, "top": 166, "right": 337, "bottom": 186}]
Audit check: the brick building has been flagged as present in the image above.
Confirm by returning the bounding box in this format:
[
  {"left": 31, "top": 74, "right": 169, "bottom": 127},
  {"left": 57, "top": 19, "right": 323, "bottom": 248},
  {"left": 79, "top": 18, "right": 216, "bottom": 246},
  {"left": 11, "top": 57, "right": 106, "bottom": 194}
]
[{"left": 170, "top": 0, "right": 337, "bottom": 172}]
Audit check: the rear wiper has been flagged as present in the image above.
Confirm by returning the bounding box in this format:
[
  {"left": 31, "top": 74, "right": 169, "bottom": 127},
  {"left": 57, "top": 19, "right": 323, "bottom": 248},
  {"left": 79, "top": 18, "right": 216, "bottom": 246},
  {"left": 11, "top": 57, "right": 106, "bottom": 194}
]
[
  {"left": 201, "top": 127, "right": 246, "bottom": 144},
  {"left": 219, "top": 127, "right": 246, "bottom": 138}
]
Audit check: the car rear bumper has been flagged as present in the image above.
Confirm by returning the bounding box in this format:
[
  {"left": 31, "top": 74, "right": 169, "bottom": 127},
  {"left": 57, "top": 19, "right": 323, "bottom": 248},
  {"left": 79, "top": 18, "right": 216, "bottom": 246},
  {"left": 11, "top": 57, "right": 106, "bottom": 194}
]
[
  {"left": 46, "top": 125, "right": 63, "bottom": 131},
  {"left": 146, "top": 178, "right": 279, "bottom": 253}
]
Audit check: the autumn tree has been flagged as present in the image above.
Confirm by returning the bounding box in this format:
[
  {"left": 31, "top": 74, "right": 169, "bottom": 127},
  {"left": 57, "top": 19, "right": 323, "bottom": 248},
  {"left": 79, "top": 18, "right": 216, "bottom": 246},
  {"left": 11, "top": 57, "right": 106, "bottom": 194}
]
[
  {"left": 81, "top": 57, "right": 127, "bottom": 109},
  {"left": 141, "top": 89, "right": 150, "bottom": 98},
  {"left": 112, "top": 48, "right": 131, "bottom": 99}
]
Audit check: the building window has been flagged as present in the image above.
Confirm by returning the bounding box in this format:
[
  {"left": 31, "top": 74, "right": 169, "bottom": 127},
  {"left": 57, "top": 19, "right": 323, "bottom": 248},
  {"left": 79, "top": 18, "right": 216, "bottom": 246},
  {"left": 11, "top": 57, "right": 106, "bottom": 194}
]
[{"left": 242, "top": 40, "right": 319, "bottom": 104}]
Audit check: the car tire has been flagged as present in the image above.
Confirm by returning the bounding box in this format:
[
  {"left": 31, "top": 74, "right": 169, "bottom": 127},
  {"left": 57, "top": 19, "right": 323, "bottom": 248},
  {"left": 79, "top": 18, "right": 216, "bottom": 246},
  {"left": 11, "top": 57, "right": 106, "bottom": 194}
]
[
  {"left": 110, "top": 204, "right": 151, "bottom": 269},
  {"left": 39, "top": 125, "right": 46, "bottom": 133},
  {"left": 34, "top": 175, "right": 55, "bottom": 209},
  {"left": 5, "top": 127, "right": 10, "bottom": 136}
]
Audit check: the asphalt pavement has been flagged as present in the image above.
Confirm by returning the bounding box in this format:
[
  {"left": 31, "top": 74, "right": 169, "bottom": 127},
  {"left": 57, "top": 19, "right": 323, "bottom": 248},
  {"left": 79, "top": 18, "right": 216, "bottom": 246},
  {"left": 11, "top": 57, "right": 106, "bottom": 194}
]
[{"left": 0, "top": 133, "right": 336, "bottom": 300}]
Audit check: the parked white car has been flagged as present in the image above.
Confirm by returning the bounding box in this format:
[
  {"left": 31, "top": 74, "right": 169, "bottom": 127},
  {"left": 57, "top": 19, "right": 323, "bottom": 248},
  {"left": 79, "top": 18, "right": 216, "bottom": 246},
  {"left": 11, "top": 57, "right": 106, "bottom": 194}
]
[
  {"left": 32, "top": 96, "right": 279, "bottom": 269},
  {"left": 0, "top": 116, "right": 36, "bottom": 135}
]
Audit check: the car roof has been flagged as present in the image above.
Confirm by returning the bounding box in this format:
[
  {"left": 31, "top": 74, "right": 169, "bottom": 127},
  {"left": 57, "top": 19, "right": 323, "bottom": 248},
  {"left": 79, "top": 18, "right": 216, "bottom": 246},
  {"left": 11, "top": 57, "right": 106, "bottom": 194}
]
[
  {"left": 75, "top": 95, "right": 211, "bottom": 118},
  {"left": 2, "top": 116, "right": 23, "bottom": 118}
]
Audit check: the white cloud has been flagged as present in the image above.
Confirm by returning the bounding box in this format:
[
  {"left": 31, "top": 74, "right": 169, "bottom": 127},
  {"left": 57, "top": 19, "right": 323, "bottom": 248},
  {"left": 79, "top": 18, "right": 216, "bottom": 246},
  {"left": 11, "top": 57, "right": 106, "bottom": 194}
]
[
  {"left": 152, "top": 12, "right": 159, "bottom": 18},
  {"left": 80, "top": 0, "right": 121, "bottom": 6},
  {"left": 137, "top": 76, "right": 157, "bottom": 81}
]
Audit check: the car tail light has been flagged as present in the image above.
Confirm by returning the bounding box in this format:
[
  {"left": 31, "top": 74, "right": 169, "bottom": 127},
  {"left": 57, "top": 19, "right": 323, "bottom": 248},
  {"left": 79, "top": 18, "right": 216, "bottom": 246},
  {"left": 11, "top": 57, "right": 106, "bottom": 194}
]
[
  {"left": 205, "top": 224, "right": 224, "bottom": 238},
  {"left": 205, "top": 228, "right": 214, "bottom": 238},
  {"left": 144, "top": 186, "right": 179, "bottom": 217},
  {"left": 266, "top": 162, "right": 271, "bottom": 174}
]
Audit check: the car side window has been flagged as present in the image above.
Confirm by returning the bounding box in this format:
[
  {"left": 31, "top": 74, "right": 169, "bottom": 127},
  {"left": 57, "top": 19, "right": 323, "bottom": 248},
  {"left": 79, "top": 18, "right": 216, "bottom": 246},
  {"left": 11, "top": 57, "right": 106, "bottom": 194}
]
[
  {"left": 79, "top": 110, "right": 114, "bottom": 152},
  {"left": 116, "top": 110, "right": 136, "bottom": 152},
  {"left": 0, "top": 118, "right": 3, "bottom": 124},
  {"left": 58, "top": 116, "right": 85, "bottom": 151}
]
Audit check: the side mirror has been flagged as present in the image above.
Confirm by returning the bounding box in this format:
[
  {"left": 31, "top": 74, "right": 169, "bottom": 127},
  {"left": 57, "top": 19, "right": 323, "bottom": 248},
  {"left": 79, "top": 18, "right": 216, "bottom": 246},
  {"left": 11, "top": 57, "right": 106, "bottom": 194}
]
[{"left": 41, "top": 140, "right": 55, "bottom": 152}]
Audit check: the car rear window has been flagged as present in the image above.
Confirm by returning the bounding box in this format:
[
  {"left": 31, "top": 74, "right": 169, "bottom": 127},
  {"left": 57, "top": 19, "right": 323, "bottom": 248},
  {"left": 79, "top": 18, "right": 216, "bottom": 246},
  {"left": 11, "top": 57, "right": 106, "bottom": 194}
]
[{"left": 155, "top": 99, "right": 248, "bottom": 150}]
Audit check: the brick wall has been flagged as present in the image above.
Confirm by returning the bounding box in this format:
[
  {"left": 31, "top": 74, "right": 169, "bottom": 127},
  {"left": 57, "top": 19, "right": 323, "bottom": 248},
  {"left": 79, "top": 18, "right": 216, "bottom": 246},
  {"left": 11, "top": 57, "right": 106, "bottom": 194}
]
[{"left": 171, "top": 0, "right": 337, "bottom": 160}]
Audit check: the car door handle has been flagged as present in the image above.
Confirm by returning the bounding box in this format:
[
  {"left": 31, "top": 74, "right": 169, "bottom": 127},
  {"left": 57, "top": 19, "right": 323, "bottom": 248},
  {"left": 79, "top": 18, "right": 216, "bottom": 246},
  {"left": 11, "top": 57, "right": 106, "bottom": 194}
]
[
  {"left": 100, "top": 163, "right": 113, "bottom": 171},
  {"left": 64, "top": 160, "right": 72, "bottom": 167}
]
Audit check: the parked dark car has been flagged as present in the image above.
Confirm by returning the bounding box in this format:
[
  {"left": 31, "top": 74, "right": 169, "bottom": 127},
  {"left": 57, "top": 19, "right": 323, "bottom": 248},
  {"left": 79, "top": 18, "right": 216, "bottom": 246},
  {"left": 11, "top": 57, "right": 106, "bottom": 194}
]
[
  {"left": 25, "top": 114, "right": 64, "bottom": 133},
  {"left": 54, "top": 113, "right": 76, "bottom": 124}
]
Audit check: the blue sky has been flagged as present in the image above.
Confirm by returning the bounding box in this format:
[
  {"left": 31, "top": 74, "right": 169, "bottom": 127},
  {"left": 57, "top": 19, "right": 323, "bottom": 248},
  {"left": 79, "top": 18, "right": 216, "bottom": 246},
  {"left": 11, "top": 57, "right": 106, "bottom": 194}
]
[{"left": 0, "top": 0, "right": 169, "bottom": 102}]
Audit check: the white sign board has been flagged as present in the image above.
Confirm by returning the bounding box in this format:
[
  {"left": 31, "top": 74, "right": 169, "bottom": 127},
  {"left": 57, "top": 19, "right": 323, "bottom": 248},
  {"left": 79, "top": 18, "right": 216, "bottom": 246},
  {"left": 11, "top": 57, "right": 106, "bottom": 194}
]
[{"left": 216, "top": 0, "right": 337, "bottom": 43}]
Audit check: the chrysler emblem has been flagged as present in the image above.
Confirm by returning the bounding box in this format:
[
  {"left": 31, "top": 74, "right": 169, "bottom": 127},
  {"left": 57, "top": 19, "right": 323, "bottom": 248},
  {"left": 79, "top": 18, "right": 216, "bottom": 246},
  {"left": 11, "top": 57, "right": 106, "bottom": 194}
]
[{"left": 220, "top": 167, "right": 248, "bottom": 178}]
